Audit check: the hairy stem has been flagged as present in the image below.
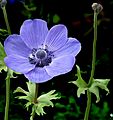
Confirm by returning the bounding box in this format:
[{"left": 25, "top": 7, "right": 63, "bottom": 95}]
[
  {"left": 84, "top": 11, "right": 98, "bottom": 120},
  {"left": 2, "top": 6, "right": 11, "bottom": 120},
  {"left": 31, "top": 83, "right": 39, "bottom": 120}
]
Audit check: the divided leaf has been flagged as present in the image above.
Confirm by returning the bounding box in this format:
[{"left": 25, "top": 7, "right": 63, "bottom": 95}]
[
  {"left": 69, "top": 65, "right": 110, "bottom": 103},
  {"left": 14, "top": 82, "right": 35, "bottom": 102},
  {"left": 0, "top": 42, "right": 7, "bottom": 72},
  {"left": 89, "top": 79, "right": 110, "bottom": 103},
  {"left": 69, "top": 65, "right": 88, "bottom": 97},
  {"left": 14, "top": 81, "right": 60, "bottom": 117},
  {"left": 32, "top": 90, "right": 60, "bottom": 116}
]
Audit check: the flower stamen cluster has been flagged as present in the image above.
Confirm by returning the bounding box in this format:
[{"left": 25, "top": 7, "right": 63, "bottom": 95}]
[{"left": 28, "top": 47, "right": 53, "bottom": 67}]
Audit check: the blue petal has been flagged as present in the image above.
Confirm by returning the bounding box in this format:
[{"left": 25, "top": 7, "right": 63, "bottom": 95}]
[
  {"left": 44, "top": 25, "right": 68, "bottom": 51},
  {"left": 20, "top": 19, "right": 48, "bottom": 49},
  {"left": 4, "top": 34, "right": 31, "bottom": 57},
  {"left": 45, "top": 55, "right": 75, "bottom": 77},
  {"left": 25, "top": 67, "right": 53, "bottom": 83},
  {"left": 53, "top": 38, "right": 81, "bottom": 57},
  {"left": 4, "top": 55, "right": 35, "bottom": 73}
]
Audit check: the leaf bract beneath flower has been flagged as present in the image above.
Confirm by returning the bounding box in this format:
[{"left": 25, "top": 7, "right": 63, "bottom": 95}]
[{"left": 14, "top": 82, "right": 60, "bottom": 117}]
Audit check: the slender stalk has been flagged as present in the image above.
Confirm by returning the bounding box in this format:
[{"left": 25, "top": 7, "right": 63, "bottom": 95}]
[
  {"left": 84, "top": 11, "right": 98, "bottom": 120},
  {"left": 34, "top": 83, "right": 39, "bottom": 103},
  {"left": 2, "top": 6, "right": 11, "bottom": 120},
  {"left": 4, "top": 69, "right": 10, "bottom": 120},
  {"left": 2, "top": 7, "right": 11, "bottom": 34},
  {"left": 84, "top": 90, "right": 91, "bottom": 120},
  {"left": 31, "top": 83, "right": 39, "bottom": 119},
  {"left": 88, "top": 12, "right": 97, "bottom": 86}
]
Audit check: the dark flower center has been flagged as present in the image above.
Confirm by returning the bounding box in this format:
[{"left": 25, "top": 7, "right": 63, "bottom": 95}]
[
  {"left": 36, "top": 49, "right": 47, "bottom": 59},
  {"left": 28, "top": 48, "right": 53, "bottom": 67}
]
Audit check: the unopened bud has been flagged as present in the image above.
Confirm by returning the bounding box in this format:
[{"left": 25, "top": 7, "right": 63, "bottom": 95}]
[
  {"left": 92, "top": 3, "right": 103, "bottom": 13},
  {"left": 0, "top": 0, "right": 7, "bottom": 8}
]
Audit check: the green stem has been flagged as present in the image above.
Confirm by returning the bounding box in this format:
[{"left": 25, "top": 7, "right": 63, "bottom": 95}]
[
  {"left": 2, "top": 6, "right": 11, "bottom": 120},
  {"left": 2, "top": 7, "right": 11, "bottom": 34},
  {"left": 84, "top": 90, "right": 91, "bottom": 120},
  {"left": 4, "top": 69, "right": 11, "bottom": 120},
  {"left": 84, "top": 11, "right": 98, "bottom": 120},
  {"left": 89, "top": 12, "right": 97, "bottom": 85},
  {"left": 31, "top": 83, "right": 39, "bottom": 120}
]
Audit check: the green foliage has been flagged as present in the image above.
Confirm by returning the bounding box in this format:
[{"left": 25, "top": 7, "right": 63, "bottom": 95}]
[
  {"left": 54, "top": 95, "right": 110, "bottom": 120},
  {"left": 89, "top": 79, "right": 110, "bottom": 103},
  {"left": 69, "top": 65, "right": 110, "bottom": 103},
  {"left": 53, "top": 14, "right": 60, "bottom": 23},
  {"left": 30, "top": 90, "right": 60, "bottom": 117},
  {"left": 14, "top": 82, "right": 60, "bottom": 118},
  {"left": 0, "top": 30, "right": 8, "bottom": 79},
  {"left": 69, "top": 65, "right": 88, "bottom": 97},
  {"left": 91, "top": 102, "right": 110, "bottom": 120},
  {"left": 0, "top": 42, "right": 7, "bottom": 72},
  {"left": 0, "top": 95, "right": 5, "bottom": 112},
  {"left": 0, "top": 28, "right": 8, "bottom": 41},
  {"left": 21, "top": 2, "right": 37, "bottom": 18},
  {"left": 54, "top": 96, "right": 82, "bottom": 120}
]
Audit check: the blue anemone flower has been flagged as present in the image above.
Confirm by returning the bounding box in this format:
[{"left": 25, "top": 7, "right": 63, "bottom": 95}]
[{"left": 4, "top": 19, "right": 81, "bottom": 83}]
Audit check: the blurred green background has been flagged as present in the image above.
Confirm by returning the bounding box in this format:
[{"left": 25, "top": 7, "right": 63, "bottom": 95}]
[{"left": 0, "top": 0, "right": 112, "bottom": 119}]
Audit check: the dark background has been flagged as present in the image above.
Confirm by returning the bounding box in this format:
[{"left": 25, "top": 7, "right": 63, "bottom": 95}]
[{"left": 0, "top": 0, "right": 112, "bottom": 119}]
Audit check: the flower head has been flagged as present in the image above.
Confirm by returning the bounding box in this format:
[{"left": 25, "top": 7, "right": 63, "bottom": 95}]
[
  {"left": 0, "top": 0, "right": 7, "bottom": 8},
  {"left": 92, "top": 3, "right": 103, "bottom": 14},
  {"left": 4, "top": 19, "right": 81, "bottom": 83}
]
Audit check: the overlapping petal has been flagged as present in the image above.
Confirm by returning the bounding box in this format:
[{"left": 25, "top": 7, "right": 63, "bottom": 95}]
[
  {"left": 20, "top": 19, "right": 48, "bottom": 49},
  {"left": 4, "top": 55, "right": 35, "bottom": 73},
  {"left": 4, "top": 34, "right": 31, "bottom": 57},
  {"left": 53, "top": 38, "right": 81, "bottom": 57},
  {"left": 45, "top": 55, "right": 75, "bottom": 77},
  {"left": 25, "top": 67, "right": 52, "bottom": 83},
  {"left": 44, "top": 25, "right": 68, "bottom": 51}
]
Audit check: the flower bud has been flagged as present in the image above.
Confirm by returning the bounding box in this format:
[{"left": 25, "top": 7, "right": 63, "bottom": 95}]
[
  {"left": 0, "top": 0, "right": 7, "bottom": 8},
  {"left": 92, "top": 3, "right": 103, "bottom": 13}
]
